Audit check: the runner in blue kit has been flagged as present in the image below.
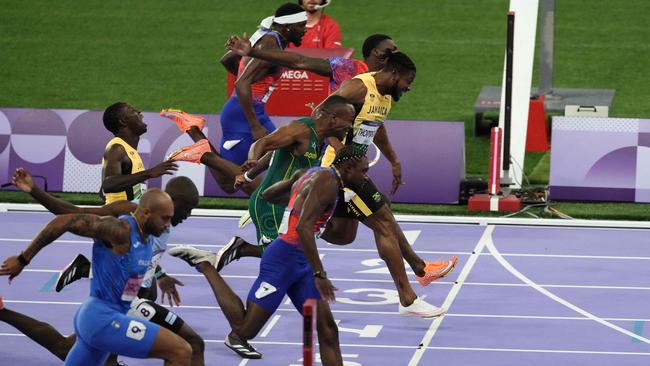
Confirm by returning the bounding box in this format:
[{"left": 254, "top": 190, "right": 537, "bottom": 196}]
[
  {"left": 0, "top": 189, "right": 192, "bottom": 366},
  {"left": 3, "top": 168, "right": 206, "bottom": 366},
  {"left": 170, "top": 146, "right": 369, "bottom": 365},
  {"left": 218, "top": 3, "right": 307, "bottom": 164}
]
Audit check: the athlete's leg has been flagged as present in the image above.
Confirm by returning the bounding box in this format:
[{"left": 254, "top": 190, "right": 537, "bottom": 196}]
[
  {"left": 284, "top": 258, "right": 342, "bottom": 366},
  {"left": 129, "top": 298, "right": 205, "bottom": 366},
  {"left": 316, "top": 301, "right": 343, "bottom": 366},
  {"left": 0, "top": 306, "right": 75, "bottom": 361},
  {"left": 195, "top": 262, "right": 272, "bottom": 339},
  {"left": 147, "top": 327, "right": 193, "bottom": 366},
  {"left": 361, "top": 207, "right": 418, "bottom": 306}
]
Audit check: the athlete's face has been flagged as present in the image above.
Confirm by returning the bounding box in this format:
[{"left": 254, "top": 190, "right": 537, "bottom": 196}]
[
  {"left": 374, "top": 39, "right": 398, "bottom": 68},
  {"left": 145, "top": 201, "right": 174, "bottom": 237},
  {"left": 344, "top": 158, "right": 370, "bottom": 188},
  {"left": 286, "top": 21, "right": 307, "bottom": 47},
  {"left": 170, "top": 196, "right": 197, "bottom": 226},
  {"left": 320, "top": 104, "right": 355, "bottom": 139},
  {"left": 391, "top": 70, "right": 415, "bottom": 102},
  {"left": 122, "top": 105, "right": 148, "bottom": 135}
]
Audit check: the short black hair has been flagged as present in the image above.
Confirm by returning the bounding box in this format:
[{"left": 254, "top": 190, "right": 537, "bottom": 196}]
[
  {"left": 362, "top": 34, "right": 392, "bottom": 59},
  {"left": 332, "top": 145, "right": 366, "bottom": 167},
  {"left": 320, "top": 95, "right": 352, "bottom": 114},
  {"left": 102, "top": 102, "right": 128, "bottom": 135},
  {"left": 165, "top": 176, "right": 199, "bottom": 204},
  {"left": 383, "top": 51, "right": 416, "bottom": 75},
  {"left": 276, "top": 3, "right": 304, "bottom": 17}
]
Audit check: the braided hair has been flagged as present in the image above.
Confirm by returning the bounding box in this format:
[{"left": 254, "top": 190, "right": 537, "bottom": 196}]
[
  {"left": 383, "top": 51, "right": 416, "bottom": 75},
  {"left": 332, "top": 145, "right": 367, "bottom": 167}
]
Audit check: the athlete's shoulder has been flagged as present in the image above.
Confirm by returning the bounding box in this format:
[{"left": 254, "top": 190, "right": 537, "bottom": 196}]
[{"left": 103, "top": 141, "right": 128, "bottom": 159}]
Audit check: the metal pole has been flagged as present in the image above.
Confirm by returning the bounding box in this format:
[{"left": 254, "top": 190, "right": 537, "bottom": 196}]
[
  {"left": 503, "top": 12, "right": 515, "bottom": 175},
  {"left": 539, "top": 0, "right": 555, "bottom": 96}
]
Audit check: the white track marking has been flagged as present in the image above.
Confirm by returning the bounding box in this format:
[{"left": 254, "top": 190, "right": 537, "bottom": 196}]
[
  {"left": 408, "top": 225, "right": 493, "bottom": 365},
  {"left": 485, "top": 227, "right": 650, "bottom": 345},
  {"left": 2, "top": 332, "right": 649, "bottom": 356},
  {"left": 259, "top": 315, "right": 281, "bottom": 338}
]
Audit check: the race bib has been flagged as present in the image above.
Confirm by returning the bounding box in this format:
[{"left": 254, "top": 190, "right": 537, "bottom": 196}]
[
  {"left": 352, "top": 121, "right": 381, "bottom": 146},
  {"left": 121, "top": 274, "right": 144, "bottom": 302},
  {"left": 133, "top": 183, "right": 147, "bottom": 200}
]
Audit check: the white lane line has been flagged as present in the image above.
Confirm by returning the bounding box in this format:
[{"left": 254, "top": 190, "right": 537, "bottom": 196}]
[
  {"left": 5, "top": 237, "right": 650, "bottom": 261},
  {"left": 259, "top": 315, "right": 281, "bottom": 338},
  {"left": 408, "top": 225, "right": 493, "bottom": 366},
  {"left": 425, "top": 346, "right": 650, "bottom": 356},
  {"left": 4, "top": 299, "right": 650, "bottom": 322},
  {"left": 485, "top": 229, "right": 650, "bottom": 345},
  {"left": 1, "top": 332, "right": 648, "bottom": 356},
  {"left": 17, "top": 269, "right": 650, "bottom": 291}
]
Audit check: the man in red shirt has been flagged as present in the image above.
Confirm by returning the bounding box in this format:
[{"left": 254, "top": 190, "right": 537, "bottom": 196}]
[{"left": 290, "top": 0, "right": 341, "bottom": 48}]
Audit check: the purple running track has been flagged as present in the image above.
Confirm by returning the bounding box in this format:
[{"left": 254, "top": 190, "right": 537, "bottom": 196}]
[{"left": 1, "top": 211, "right": 649, "bottom": 365}]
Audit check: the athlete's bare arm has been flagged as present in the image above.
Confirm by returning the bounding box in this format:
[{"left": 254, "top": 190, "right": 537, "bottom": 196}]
[
  {"left": 261, "top": 169, "right": 307, "bottom": 205},
  {"left": 295, "top": 172, "right": 339, "bottom": 302},
  {"left": 13, "top": 168, "right": 137, "bottom": 216},
  {"left": 220, "top": 50, "right": 242, "bottom": 76},
  {"left": 373, "top": 124, "right": 402, "bottom": 195},
  {"left": 228, "top": 33, "right": 332, "bottom": 76},
  {"left": 241, "top": 122, "right": 308, "bottom": 171},
  {"left": 0, "top": 214, "right": 131, "bottom": 281},
  {"left": 234, "top": 35, "right": 283, "bottom": 141},
  {"left": 102, "top": 145, "right": 177, "bottom": 194}
]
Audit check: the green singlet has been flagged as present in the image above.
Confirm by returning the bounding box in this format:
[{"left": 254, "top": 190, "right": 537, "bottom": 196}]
[{"left": 248, "top": 118, "right": 321, "bottom": 249}]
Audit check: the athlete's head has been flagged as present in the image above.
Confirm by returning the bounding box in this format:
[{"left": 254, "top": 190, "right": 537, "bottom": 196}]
[
  {"left": 313, "top": 95, "right": 355, "bottom": 139},
  {"left": 102, "top": 102, "right": 147, "bottom": 136},
  {"left": 332, "top": 145, "right": 369, "bottom": 188},
  {"left": 362, "top": 34, "right": 398, "bottom": 70},
  {"left": 273, "top": 3, "right": 307, "bottom": 47},
  {"left": 299, "top": 0, "right": 329, "bottom": 13},
  {"left": 381, "top": 51, "right": 416, "bottom": 102},
  {"left": 164, "top": 176, "right": 199, "bottom": 226},
  {"left": 135, "top": 188, "right": 174, "bottom": 237}
]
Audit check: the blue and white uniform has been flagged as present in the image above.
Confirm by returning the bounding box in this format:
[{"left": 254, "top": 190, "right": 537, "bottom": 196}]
[{"left": 65, "top": 215, "right": 160, "bottom": 366}]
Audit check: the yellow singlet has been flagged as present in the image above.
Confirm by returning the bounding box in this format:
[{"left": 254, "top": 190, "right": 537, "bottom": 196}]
[
  {"left": 321, "top": 72, "right": 392, "bottom": 167},
  {"left": 102, "top": 137, "right": 146, "bottom": 203}
]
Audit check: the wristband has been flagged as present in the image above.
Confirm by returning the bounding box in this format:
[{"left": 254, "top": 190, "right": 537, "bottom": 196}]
[
  {"left": 243, "top": 171, "right": 254, "bottom": 183},
  {"left": 17, "top": 253, "right": 30, "bottom": 266},
  {"left": 154, "top": 268, "right": 167, "bottom": 279}
]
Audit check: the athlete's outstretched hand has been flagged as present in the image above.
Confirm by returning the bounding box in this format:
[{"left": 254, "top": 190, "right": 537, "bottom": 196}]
[
  {"left": 0, "top": 255, "right": 25, "bottom": 283},
  {"left": 226, "top": 32, "right": 252, "bottom": 56},
  {"left": 315, "top": 277, "right": 338, "bottom": 303},
  {"left": 158, "top": 274, "right": 184, "bottom": 307},
  {"left": 147, "top": 160, "right": 179, "bottom": 178},
  {"left": 12, "top": 168, "right": 35, "bottom": 193},
  {"left": 389, "top": 161, "right": 403, "bottom": 196}
]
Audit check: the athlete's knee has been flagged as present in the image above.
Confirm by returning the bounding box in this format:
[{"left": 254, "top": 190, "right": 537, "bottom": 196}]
[
  {"left": 179, "top": 326, "right": 205, "bottom": 355},
  {"left": 53, "top": 336, "right": 75, "bottom": 361},
  {"left": 169, "top": 339, "right": 192, "bottom": 364}
]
